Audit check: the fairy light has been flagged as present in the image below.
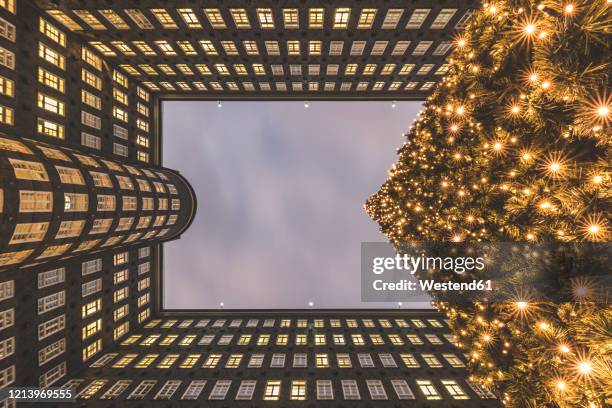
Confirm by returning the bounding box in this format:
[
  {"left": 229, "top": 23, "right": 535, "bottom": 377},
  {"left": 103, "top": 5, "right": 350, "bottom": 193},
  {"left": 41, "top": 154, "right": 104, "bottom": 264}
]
[
  {"left": 564, "top": 4, "right": 574, "bottom": 14},
  {"left": 558, "top": 344, "right": 570, "bottom": 353}
]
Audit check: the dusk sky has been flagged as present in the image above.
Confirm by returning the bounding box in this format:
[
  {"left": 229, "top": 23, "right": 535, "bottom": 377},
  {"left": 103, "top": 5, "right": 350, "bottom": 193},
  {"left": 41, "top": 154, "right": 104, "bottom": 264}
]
[{"left": 163, "top": 100, "right": 430, "bottom": 309}]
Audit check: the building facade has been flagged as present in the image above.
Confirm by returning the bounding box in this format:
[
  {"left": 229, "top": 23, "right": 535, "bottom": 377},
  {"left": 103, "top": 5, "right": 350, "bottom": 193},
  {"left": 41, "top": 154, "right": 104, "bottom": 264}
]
[{"left": 0, "top": 1, "right": 500, "bottom": 406}]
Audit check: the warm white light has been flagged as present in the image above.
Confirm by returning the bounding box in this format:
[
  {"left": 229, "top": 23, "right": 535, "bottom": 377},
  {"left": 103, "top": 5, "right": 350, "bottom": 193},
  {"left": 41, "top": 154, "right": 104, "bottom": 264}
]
[
  {"left": 511, "top": 105, "right": 520, "bottom": 114},
  {"left": 304, "top": 101, "right": 310, "bottom": 108},
  {"left": 391, "top": 101, "right": 397, "bottom": 109},
  {"left": 556, "top": 380, "right": 567, "bottom": 391},
  {"left": 529, "top": 73, "right": 538, "bottom": 82},
  {"left": 597, "top": 105, "right": 609, "bottom": 117},
  {"left": 524, "top": 24, "right": 536, "bottom": 34},
  {"left": 308, "top": 301, "right": 314, "bottom": 307},
  {"left": 588, "top": 224, "right": 600, "bottom": 235},
  {"left": 564, "top": 4, "right": 574, "bottom": 14},
  {"left": 559, "top": 344, "right": 570, "bottom": 353},
  {"left": 542, "top": 81, "right": 551, "bottom": 89},
  {"left": 549, "top": 162, "right": 561, "bottom": 173},
  {"left": 516, "top": 301, "right": 527, "bottom": 310},
  {"left": 578, "top": 361, "right": 592, "bottom": 374},
  {"left": 592, "top": 175, "right": 603, "bottom": 184}
]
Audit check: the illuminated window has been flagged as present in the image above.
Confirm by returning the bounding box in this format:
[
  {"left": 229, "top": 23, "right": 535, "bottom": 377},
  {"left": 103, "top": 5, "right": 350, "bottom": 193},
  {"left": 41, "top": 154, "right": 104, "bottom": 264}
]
[
  {"left": 350, "top": 41, "right": 366, "bottom": 55},
  {"left": 156, "top": 354, "right": 179, "bottom": 368},
  {"left": 280, "top": 8, "right": 298, "bottom": 29},
  {"left": 39, "top": 18, "right": 64, "bottom": 46},
  {"left": 89, "top": 41, "right": 115, "bottom": 56},
  {"left": 0, "top": 75, "right": 13, "bottom": 96},
  {"left": 230, "top": 9, "right": 250, "bottom": 28},
  {"left": 10, "top": 159, "right": 48, "bottom": 181},
  {"left": 442, "top": 353, "right": 466, "bottom": 367},
  {"left": 82, "top": 299, "right": 101, "bottom": 318},
  {"left": 0, "top": 46, "right": 14, "bottom": 69},
  {"left": 56, "top": 166, "right": 84, "bottom": 185},
  {"left": 82, "top": 319, "right": 101, "bottom": 340},
  {"left": 81, "top": 90, "right": 101, "bottom": 109},
  {"left": 199, "top": 40, "right": 217, "bottom": 55},
  {"left": 287, "top": 40, "right": 300, "bottom": 55},
  {"left": 399, "top": 64, "right": 415, "bottom": 75},
  {"left": 337, "top": 353, "right": 352, "bottom": 368},
  {"left": 56, "top": 220, "right": 85, "bottom": 238},
  {"left": 309, "top": 8, "right": 324, "bottom": 28},
  {"left": 177, "top": 41, "right": 197, "bottom": 56},
  {"left": 309, "top": 40, "right": 321, "bottom": 55},
  {"left": 99, "top": 10, "right": 129, "bottom": 29},
  {"left": 357, "top": 8, "right": 377, "bottom": 28},
  {"left": 363, "top": 64, "right": 377, "bottom": 75},
  {"left": 132, "top": 41, "right": 156, "bottom": 56},
  {"left": 290, "top": 380, "right": 306, "bottom": 400},
  {"left": 315, "top": 353, "right": 329, "bottom": 368},
  {"left": 81, "top": 47, "right": 101, "bottom": 70},
  {"left": 150, "top": 9, "right": 177, "bottom": 29},
  {"left": 134, "top": 354, "right": 158, "bottom": 368},
  {"left": 257, "top": 9, "right": 274, "bottom": 29},
  {"left": 202, "top": 354, "right": 221, "bottom": 368},
  {"left": 83, "top": 339, "right": 101, "bottom": 361},
  {"left": 417, "top": 379, "right": 442, "bottom": 400},
  {"left": 37, "top": 93, "right": 64, "bottom": 115},
  {"left": 81, "top": 69, "right": 102, "bottom": 90},
  {"left": 177, "top": 9, "right": 201, "bottom": 28},
  {"left": 252, "top": 64, "right": 265, "bottom": 75},
  {"left": 264, "top": 380, "right": 281, "bottom": 401},
  {"left": 0, "top": 0, "right": 15, "bottom": 13},
  {"left": 0, "top": 105, "right": 12, "bottom": 124},
  {"left": 334, "top": 8, "right": 350, "bottom": 29},
  {"left": 204, "top": 8, "right": 226, "bottom": 28},
  {"left": 19, "top": 191, "right": 52, "bottom": 213},
  {"left": 155, "top": 40, "right": 176, "bottom": 55}
]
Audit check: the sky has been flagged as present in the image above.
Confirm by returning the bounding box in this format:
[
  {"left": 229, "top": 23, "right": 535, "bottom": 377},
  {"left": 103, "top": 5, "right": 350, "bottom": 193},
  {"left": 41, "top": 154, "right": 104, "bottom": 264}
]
[{"left": 163, "top": 100, "right": 430, "bottom": 309}]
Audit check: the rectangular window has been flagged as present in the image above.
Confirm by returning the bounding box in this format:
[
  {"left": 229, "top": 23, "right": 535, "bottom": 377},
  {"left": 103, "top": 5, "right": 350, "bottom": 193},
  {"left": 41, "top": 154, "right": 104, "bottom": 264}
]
[
  {"left": 37, "top": 93, "right": 64, "bottom": 116},
  {"left": 317, "top": 380, "right": 334, "bottom": 400},
  {"left": 342, "top": 380, "right": 361, "bottom": 400},
  {"left": 56, "top": 166, "right": 84, "bottom": 185},
  {"left": 0, "top": 281, "right": 14, "bottom": 302},
  {"left": 38, "top": 338, "right": 64, "bottom": 365},
  {"left": 0, "top": 308, "right": 13, "bottom": 331},
  {"left": 82, "top": 69, "right": 102, "bottom": 90},
  {"left": 417, "top": 379, "right": 442, "bottom": 400},
  {"left": 38, "top": 68, "right": 65, "bottom": 92},
  {"left": 38, "top": 315, "right": 65, "bottom": 340},
  {"left": 38, "top": 43, "right": 63, "bottom": 69},
  {"left": 10, "top": 222, "right": 49, "bottom": 244},
  {"left": 247, "top": 354, "right": 264, "bottom": 368},
  {"left": 209, "top": 380, "right": 231, "bottom": 400},
  {"left": 65, "top": 193, "right": 88, "bottom": 212},
  {"left": 81, "top": 90, "right": 101, "bottom": 110},
  {"left": 82, "top": 279, "right": 102, "bottom": 297},
  {"left": 263, "top": 380, "right": 281, "bottom": 401},
  {"left": 81, "top": 259, "right": 102, "bottom": 275},
  {"left": 40, "top": 18, "right": 65, "bottom": 45},
  {"left": 81, "top": 111, "right": 101, "bottom": 129},
  {"left": 81, "top": 132, "right": 101, "bottom": 149},
  {"left": 37, "top": 118, "right": 64, "bottom": 139},
  {"left": 391, "top": 379, "right": 416, "bottom": 400},
  {"left": 38, "top": 291, "right": 65, "bottom": 314},
  {"left": 82, "top": 298, "right": 101, "bottom": 318},
  {"left": 357, "top": 353, "right": 374, "bottom": 368},
  {"left": 19, "top": 191, "right": 52, "bottom": 213}
]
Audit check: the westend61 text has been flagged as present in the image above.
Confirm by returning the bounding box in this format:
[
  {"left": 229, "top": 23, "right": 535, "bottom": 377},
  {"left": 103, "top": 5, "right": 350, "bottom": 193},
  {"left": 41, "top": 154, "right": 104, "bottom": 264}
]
[{"left": 373, "top": 279, "right": 493, "bottom": 292}]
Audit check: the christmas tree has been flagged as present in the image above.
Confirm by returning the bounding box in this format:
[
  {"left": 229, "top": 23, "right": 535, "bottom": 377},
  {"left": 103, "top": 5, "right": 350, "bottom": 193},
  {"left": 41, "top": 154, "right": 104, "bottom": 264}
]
[{"left": 366, "top": 1, "right": 610, "bottom": 406}]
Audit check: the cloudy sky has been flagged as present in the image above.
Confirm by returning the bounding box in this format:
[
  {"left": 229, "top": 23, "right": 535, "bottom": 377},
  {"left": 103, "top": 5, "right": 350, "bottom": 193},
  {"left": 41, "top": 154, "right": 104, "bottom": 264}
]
[{"left": 163, "top": 100, "right": 429, "bottom": 309}]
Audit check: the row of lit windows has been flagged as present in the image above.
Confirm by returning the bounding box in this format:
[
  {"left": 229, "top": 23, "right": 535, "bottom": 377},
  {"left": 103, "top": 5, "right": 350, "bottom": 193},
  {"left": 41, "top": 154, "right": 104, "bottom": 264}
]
[
  {"left": 143, "top": 317, "right": 447, "bottom": 329},
  {"left": 48, "top": 7, "right": 472, "bottom": 32},
  {"left": 142, "top": 79, "right": 438, "bottom": 93},
  {"left": 93, "top": 38, "right": 453, "bottom": 59},
  {"left": 67, "top": 377, "right": 494, "bottom": 401},
  {"left": 98, "top": 351, "right": 466, "bottom": 370},
  {"left": 0, "top": 13, "right": 14, "bottom": 126},
  {"left": 120, "top": 61, "right": 450, "bottom": 81},
  {"left": 120, "top": 331, "right": 454, "bottom": 348}
]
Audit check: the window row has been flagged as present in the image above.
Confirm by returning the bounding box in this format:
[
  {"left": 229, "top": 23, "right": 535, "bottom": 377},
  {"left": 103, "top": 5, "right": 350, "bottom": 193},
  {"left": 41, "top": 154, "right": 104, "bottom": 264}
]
[
  {"left": 57, "top": 7, "right": 471, "bottom": 32},
  {"left": 68, "top": 377, "right": 494, "bottom": 401},
  {"left": 141, "top": 79, "right": 440, "bottom": 93},
  {"left": 96, "top": 351, "right": 466, "bottom": 370},
  {"left": 143, "top": 317, "right": 447, "bottom": 329}
]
